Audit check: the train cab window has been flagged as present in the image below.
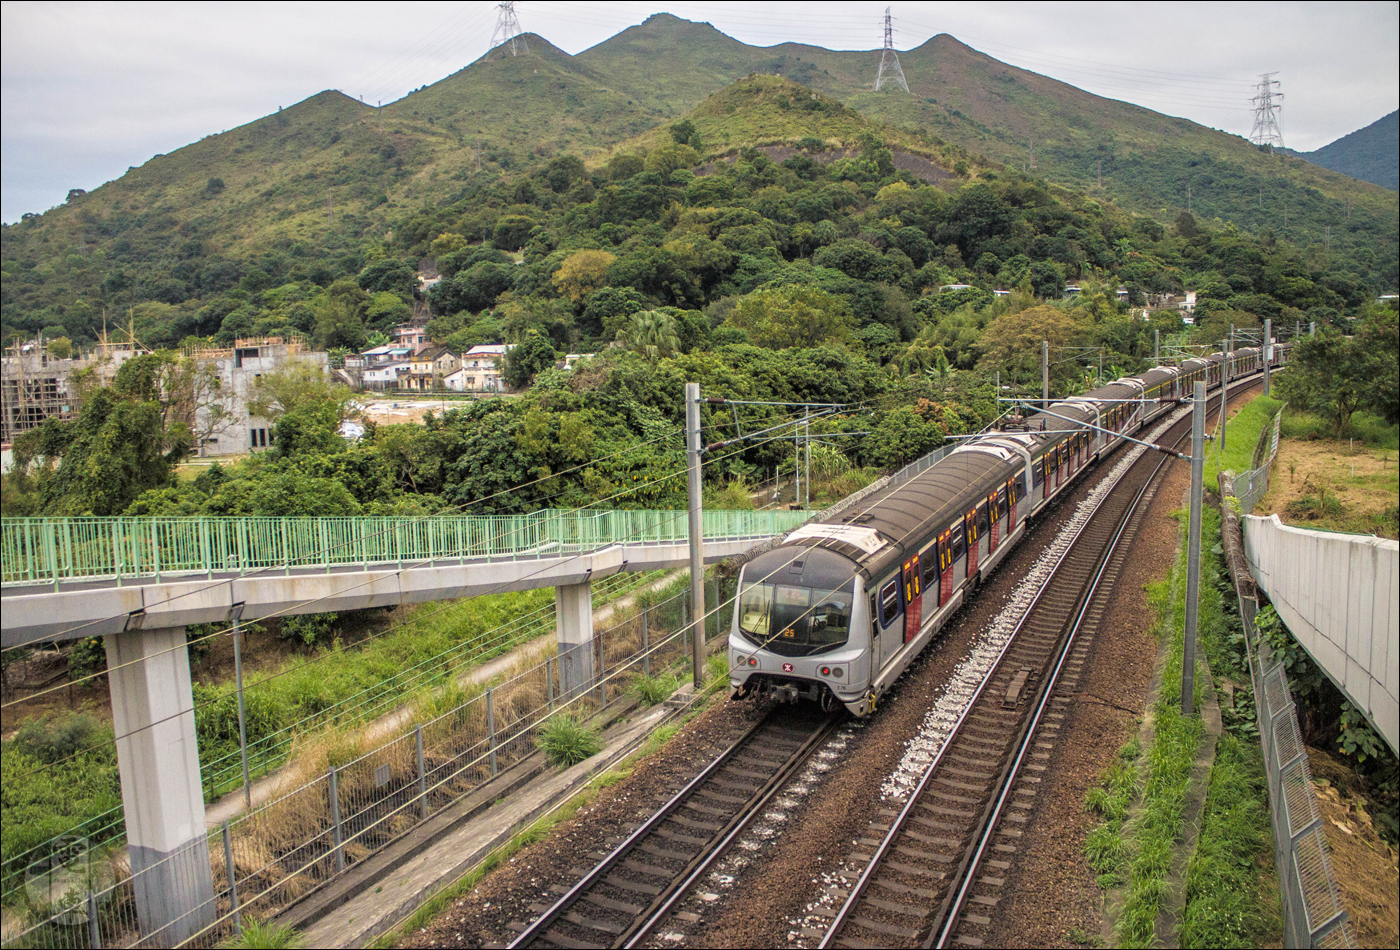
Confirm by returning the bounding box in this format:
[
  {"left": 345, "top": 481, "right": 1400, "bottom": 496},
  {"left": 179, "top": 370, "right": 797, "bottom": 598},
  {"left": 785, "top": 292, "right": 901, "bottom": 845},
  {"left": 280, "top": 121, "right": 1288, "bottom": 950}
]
[
  {"left": 879, "top": 580, "right": 901, "bottom": 626},
  {"left": 737, "top": 580, "right": 853, "bottom": 656}
]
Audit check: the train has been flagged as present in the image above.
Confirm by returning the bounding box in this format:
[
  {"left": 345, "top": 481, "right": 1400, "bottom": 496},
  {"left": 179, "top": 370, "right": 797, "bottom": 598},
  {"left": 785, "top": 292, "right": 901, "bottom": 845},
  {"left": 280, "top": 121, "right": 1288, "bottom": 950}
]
[{"left": 727, "top": 341, "right": 1291, "bottom": 717}]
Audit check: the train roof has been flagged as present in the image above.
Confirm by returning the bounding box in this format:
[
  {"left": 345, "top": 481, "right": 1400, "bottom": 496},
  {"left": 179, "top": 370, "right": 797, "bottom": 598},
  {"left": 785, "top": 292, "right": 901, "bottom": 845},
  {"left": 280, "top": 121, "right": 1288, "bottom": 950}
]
[{"left": 780, "top": 447, "right": 1012, "bottom": 581}]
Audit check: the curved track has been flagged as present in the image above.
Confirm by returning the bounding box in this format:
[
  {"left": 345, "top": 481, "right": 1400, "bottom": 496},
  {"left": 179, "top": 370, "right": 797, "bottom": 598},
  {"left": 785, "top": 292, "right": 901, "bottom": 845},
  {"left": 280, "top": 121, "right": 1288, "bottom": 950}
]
[
  {"left": 510, "top": 706, "right": 839, "bottom": 950},
  {"left": 820, "top": 379, "right": 1257, "bottom": 949}
]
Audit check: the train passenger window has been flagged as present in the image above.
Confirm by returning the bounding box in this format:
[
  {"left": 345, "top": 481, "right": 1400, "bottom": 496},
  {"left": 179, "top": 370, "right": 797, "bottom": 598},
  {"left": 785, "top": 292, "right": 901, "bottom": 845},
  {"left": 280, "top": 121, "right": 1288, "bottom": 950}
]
[
  {"left": 921, "top": 547, "right": 939, "bottom": 590},
  {"left": 951, "top": 524, "right": 966, "bottom": 561},
  {"left": 1031, "top": 458, "right": 1044, "bottom": 488},
  {"left": 879, "top": 581, "right": 900, "bottom": 626},
  {"left": 1015, "top": 474, "right": 1027, "bottom": 502},
  {"left": 976, "top": 503, "right": 989, "bottom": 536},
  {"left": 997, "top": 486, "right": 1009, "bottom": 519},
  {"left": 987, "top": 492, "right": 999, "bottom": 524}
]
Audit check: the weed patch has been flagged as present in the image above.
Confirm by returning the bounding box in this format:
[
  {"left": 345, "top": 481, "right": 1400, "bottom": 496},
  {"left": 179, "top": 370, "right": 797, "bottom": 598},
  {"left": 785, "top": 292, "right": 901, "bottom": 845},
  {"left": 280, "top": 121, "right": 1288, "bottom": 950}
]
[{"left": 537, "top": 715, "right": 604, "bottom": 767}]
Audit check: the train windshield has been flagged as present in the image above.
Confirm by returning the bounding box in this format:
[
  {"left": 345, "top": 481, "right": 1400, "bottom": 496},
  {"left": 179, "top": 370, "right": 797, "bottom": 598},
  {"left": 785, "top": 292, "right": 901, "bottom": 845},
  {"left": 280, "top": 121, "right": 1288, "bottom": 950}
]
[{"left": 737, "top": 582, "right": 852, "bottom": 657}]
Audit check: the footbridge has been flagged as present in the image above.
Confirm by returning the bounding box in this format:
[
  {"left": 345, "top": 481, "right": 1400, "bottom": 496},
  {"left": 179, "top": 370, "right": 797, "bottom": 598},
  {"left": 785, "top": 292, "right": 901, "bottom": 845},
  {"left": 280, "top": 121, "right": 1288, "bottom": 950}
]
[{"left": 0, "top": 507, "right": 808, "bottom": 943}]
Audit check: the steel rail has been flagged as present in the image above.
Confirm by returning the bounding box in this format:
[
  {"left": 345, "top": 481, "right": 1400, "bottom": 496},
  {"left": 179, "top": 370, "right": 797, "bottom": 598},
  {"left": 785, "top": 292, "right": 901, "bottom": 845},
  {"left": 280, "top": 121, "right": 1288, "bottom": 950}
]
[
  {"left": 508, "top": 707, "right": 837, "bottom": 949},
  {"left": 618, "top": 716, "right": 843, "bottom": 947},
  {"left": 926, "top": 434, "right": 1168, "bottom": 947},
  {"left": 815, "top": 417, "right": 1134, "bottom": 947}
]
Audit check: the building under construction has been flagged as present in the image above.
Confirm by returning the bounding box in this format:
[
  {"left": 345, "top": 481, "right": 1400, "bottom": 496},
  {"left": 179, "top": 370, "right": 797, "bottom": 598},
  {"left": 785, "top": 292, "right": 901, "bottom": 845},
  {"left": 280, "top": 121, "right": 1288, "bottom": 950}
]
[{"left": 0, "top": 344, "right": 90, "bottom": 445}]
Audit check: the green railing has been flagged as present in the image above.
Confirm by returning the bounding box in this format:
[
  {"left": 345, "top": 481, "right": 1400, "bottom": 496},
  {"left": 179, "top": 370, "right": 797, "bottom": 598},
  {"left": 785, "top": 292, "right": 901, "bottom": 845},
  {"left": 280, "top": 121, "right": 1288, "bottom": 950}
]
[{"left": 0, "top": 509, "right": 812, "bottom": 588}]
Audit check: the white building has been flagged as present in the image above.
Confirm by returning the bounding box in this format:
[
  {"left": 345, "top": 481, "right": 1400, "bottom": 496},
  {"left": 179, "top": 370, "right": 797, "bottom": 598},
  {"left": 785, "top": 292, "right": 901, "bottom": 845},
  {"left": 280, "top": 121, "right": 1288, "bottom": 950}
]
[
  {"left": 444, "top": 344, "right": 512, "bottom": 392},
  {"left": 191, "top": 336, "right": 329, "bottom": 456}
]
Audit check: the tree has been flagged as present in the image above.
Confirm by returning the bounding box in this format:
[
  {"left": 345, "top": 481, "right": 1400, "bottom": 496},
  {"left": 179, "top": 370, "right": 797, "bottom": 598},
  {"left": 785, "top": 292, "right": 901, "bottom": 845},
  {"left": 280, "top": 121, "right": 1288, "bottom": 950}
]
[
  {"left": 976, "top": 305, "right": 1086, "bottom": 384},
  {"left": 552, "top": 250, "right": 617, "bottom": 303},
  {"left": 357, "top": 258, "right": 418, "bottom": 301},
  {"left": 46, "top": 337, "right": 73, "bottom": 359},
  {"left": 581, "top": 286, "right": 647, "bottom": 341},
  {"left": 1277, "top": 312, "right": 1395, "bottom": 435},
  {"left": 12, "top": 385, "right": 191, "bottom": 516},
  {"left": 502, "top": 329, "right": 558, "bottom": 390},
  {"left": 247, "top": 362, "right": 351, "bottom": 421},
  {"left": 429, "top": 262, "right": 516, "bottom": 315},
  {"left": 616, "top": 310, "right": 682, "bottom": 360},
  {"left": 722, "top": 287, "right": 852, "bottom": 350},
  {"left": 492, "top": 215, "right": 536, "bottom": 251}
]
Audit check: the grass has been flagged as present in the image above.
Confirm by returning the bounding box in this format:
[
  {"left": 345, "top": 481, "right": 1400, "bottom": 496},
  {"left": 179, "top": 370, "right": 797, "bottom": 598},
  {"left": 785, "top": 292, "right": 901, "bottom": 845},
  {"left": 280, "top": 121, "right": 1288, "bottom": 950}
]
[
  {"left": 1178, "top": 735, "right": 1277, "bottom": 948},
  {"left": 1085, "top": 500, "right": 1281, "bottom": 947},
  {"left": 536, "top": 715, "right": 604, "bottom": 768},
  {"left": 1205, "top": 394, "right": 1283, "bottom": 491},
  {"left": 220, "top": 918, "right": 306, "bottom": 949},
  {"left": 627, "top": 671, "right": 679, "bottom": 706}
]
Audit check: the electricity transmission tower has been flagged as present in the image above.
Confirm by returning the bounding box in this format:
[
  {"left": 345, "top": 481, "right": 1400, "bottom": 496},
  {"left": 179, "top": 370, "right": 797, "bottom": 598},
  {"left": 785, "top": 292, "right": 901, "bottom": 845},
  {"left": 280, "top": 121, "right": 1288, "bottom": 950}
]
[
  {"left": 490, "top": 1, "right": 528, "bottom": 57},
  {"left": 1249, "top": 73, "right": 1284, "bottom": 148},
  {"left": 874, "top": 7, "right": 909, "bottom": 92}
]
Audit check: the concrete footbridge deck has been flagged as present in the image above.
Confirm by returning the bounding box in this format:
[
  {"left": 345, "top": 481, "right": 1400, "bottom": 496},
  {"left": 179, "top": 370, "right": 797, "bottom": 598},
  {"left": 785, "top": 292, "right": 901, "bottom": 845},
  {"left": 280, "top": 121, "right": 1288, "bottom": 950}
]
[{"left": 0, "top": 508, "right": 810, "bottom": 646}]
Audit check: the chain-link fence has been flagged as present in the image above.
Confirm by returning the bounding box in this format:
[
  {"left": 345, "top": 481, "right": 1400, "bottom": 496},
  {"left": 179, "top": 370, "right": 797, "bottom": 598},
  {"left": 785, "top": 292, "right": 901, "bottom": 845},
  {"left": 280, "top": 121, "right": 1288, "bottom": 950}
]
[
  {"left": 1233, "top": 409, "right": 1282, "bottom": 513},
  {"left": 2, "top": 575, "right": 724, "bottom": 949},
  {"left": 1220, "top": 467, "right": 1353, "bottom": 948}
]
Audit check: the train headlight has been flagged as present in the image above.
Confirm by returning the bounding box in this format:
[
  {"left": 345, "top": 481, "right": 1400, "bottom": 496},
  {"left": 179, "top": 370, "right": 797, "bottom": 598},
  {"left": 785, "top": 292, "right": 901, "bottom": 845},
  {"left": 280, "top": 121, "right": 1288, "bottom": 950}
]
[{"left": 832, "top": 667, "right": 844, "bottom": 678}]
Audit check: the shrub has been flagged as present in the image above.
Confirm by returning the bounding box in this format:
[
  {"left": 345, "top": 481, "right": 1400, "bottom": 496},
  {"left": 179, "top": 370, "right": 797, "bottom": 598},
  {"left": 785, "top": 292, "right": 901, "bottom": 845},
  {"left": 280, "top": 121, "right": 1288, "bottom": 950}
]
[
  {"left": 628, "top": 672, "right": 678, "bottom": 707},
  {"left": 220, "top": 918, "right": 306, "bottom": 949},
  {"left": 13, "top": 712, "right": 108, "bottom": 764},
  {"left": 536, "top": 715, "right": 603, "bottom": 767}
]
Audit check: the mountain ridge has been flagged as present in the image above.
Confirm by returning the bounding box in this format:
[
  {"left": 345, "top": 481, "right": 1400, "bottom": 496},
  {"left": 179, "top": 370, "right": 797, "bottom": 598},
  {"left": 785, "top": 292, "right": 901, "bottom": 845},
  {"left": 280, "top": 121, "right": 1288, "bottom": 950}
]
[
  {"left": 1282, "top": 110, "right": 1398, "bottom": 191},
  {"left": 3, "top": 13, "right": 1395, "bottom": 344}
]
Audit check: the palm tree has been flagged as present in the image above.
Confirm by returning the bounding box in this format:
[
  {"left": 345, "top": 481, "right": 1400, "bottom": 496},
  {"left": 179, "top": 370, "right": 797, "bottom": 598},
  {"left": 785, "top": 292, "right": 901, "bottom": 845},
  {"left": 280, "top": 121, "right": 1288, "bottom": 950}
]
[{"left": 617, "top": 310, "right": 680, "bottom": 361}]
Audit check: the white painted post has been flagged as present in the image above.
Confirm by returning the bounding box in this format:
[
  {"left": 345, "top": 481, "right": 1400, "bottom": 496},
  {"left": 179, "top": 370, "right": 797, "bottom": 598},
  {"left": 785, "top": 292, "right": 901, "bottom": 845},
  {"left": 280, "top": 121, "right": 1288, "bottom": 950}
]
[{"left": 104, "top": 627, "right": 215, "bottom": 943}]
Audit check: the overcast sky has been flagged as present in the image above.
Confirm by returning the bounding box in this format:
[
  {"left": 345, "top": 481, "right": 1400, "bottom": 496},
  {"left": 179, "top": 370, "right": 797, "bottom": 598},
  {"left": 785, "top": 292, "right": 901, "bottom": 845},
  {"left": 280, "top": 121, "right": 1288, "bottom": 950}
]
[{"left": 3, "top": 1, "right": 1397, "bottom": 224}]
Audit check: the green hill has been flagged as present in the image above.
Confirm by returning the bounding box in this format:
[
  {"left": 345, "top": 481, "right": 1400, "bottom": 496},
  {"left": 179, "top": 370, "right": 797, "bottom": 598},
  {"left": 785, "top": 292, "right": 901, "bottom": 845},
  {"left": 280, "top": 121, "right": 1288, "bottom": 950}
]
[
  {"left": 1284, "top": 111, "right": 1398, "bottom": 192},
  {"left": 3, "top": 14, "right": 1395, "bottom": 346}
]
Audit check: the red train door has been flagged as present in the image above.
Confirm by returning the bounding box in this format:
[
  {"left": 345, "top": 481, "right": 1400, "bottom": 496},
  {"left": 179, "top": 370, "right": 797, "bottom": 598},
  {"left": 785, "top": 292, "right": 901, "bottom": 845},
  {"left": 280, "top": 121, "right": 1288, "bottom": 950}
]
[
  {"left": 965, "top": 509, "right": 980, "bottom": 578},
  {"left": 988, "top": 490, "right": 1001, "bottom": 552},
  {"left": 902, "top": 555, "right": 922, "bottom": 643},
  {"left": 939, "top": 529, "right": 954, "bottom": 604}
]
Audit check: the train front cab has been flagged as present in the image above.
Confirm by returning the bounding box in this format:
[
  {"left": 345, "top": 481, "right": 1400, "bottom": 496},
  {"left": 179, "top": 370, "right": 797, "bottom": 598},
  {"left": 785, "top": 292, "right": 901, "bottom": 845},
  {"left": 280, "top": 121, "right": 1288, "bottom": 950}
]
[{"left": 728, "top": 543, "right": 868, "bottom": 713}]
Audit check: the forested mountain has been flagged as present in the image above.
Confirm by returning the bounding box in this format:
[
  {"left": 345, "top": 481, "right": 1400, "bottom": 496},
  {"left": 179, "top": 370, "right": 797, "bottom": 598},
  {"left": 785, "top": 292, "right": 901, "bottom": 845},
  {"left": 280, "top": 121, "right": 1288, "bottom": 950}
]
[
  {"left": 2, "top": 13, "right": 1396, "bottom": 348},
  {"left": 1283, "top": 111, "right": 1398, "bottom": 192}
]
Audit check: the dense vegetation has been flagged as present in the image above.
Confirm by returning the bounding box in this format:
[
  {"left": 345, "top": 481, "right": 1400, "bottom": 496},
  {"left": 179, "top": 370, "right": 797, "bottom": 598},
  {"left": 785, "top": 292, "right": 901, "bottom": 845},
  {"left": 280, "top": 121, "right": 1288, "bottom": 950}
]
[
  {"left": 3, "top": 15, "right": 1395, "bottom": 347},
  {"left": 6, "top": 76, "right": 1391, "bottom": 525}
]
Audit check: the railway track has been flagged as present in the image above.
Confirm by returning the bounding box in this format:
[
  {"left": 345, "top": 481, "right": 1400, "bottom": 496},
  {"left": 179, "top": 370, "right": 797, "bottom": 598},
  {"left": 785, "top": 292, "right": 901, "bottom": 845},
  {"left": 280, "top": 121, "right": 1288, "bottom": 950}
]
[
  {"left": 819, "top": 380, "right": 1255, "bottom": 950},
  {"left": 509, "top": 705, "right": 839, "bottom": 949}
]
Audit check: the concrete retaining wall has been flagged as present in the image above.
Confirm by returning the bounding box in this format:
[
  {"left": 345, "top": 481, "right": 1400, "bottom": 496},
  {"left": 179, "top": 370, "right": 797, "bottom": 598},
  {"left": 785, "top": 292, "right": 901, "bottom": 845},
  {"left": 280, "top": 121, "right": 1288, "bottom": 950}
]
[{"left": 1244, "top": 514, "right": 1399, "bottom": 754}]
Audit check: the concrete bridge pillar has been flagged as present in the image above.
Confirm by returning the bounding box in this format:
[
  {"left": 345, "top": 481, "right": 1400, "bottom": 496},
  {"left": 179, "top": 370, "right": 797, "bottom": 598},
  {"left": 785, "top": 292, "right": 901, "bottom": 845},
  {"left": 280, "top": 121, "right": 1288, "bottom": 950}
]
[
  {"left": 104, "top": 626, "right": 215, "bottom": 944},
  {"left": 554, "top": 579, "right": 595, "bottom": 700}
]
